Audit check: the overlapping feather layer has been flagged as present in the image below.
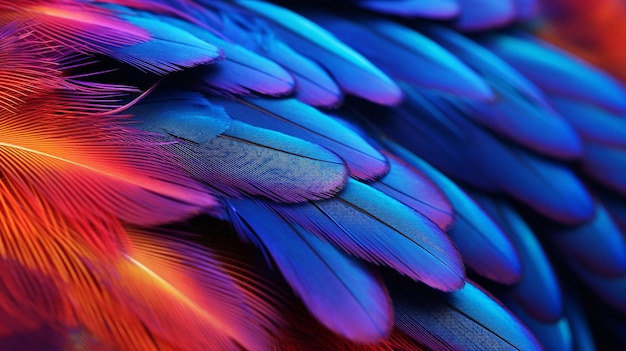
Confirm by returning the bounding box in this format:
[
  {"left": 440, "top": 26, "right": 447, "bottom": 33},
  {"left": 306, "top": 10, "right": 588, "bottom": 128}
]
[{"left": 1, "top": 0, "right": 625, "bottom": 350}]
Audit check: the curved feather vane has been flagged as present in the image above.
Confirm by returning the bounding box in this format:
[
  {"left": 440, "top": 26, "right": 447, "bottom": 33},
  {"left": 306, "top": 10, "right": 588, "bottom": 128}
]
[
  {"left": 357, "top": 0, "right": 460, "bottom": 18},
  {"left": 217, "top": 13, "right": 339, "bottom": 105},
  {"left": 2, "top": 1, "right": 223, "bottom": 73},
  {"left": 482, "top": 34, "right": 626, "bottom": 112},
  {"left": 391, "top": 278, "right": 542, "bottom": 351},
  {"left": 471, "top": 193, "right": 562, "bottom": 322},
  {"left": 0, "top": 22, "right": 68, "bottom": 112},
  {"left": 128, "top": 92, "right": 349, "bottom": 202},
  {"left": 274, "top": 179, "right": 465, "bottom": 291},
  {"left": 234, "top": 0, "right": 403, "bottom": 105},
  {"left": 209, "top": 96, "right": 389, "bottom": 181},
  {"left": 226, "top": 198, "right": 392, "bottom": 343},
  {"left": 386, "top": 142, "right": 522, "bottom": 285},
  {"left": 307, "top": 14, "right": 494, "bottom": 100},
  {"left": 372, "top": 152, "right": 454, "bottom": 231},
  {"left": 4, "top": 0, "right": 626, "bottom": 350}
]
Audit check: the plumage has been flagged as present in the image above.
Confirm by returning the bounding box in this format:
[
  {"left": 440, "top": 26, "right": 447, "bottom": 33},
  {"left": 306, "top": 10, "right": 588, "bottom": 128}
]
[
  {"left": 2, "top": 0, "right": 626, "bottom": 350},
  {"left": 210, "top": 96, "right": 389, "bottom": 181},
  {"left": 273, "top": 179, "right": 465, "bottom": 291},
  {"left": 357, "top": 0, "right": 460, "bottom": 18},
  {"left": 387, "top": 142, "right": 522, "bottom": 285},
  {"left": 234, "top": 0, "right": 403, "bottom": 105},
  {"left": 226, "top": 198, "right": 392, "bottom": 343},
  {"left": 391, "top": 279, "right": 542, "bottom": 351},
  {"left": 307, "top": 14, "right": 494, "bottom": 100}
]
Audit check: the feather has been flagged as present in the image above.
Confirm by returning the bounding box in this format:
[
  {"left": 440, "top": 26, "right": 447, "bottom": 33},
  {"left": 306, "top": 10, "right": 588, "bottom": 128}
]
[
  {"left": 226, "top": 198, "right": 392, "bottom": 343},
  {"left": 0, "top": 94, "right": 214, "bottom": 229},
  {"left": 112, "top": 230, "right": 279, "bottom": 351},
  {"left": 357, "top": 0, "right": 460, "bottom": 18},
  {"left": 197, "top": 45, "right": 296, "bottom": 98},
  {"left": 503, "top": 298, "right": 573, "bottom": 351},
  {"left": 581, "top": 143, "right": 626, "bottom": 196},
  {"left": 0, "top": 0, "right": 150, "bottom": 51},
  {"left": 471, "top": 193, "right": 562, "bottom": 321},
  {"left": 234, "top": 0, "right": 403, "bottom": 105},
  {"left": 548, "top": 94, "right": 626, "bottom": 149},
  {"left": 373, "top": 88, "right": 594, "bottom": 224},
  {"left": 549, "top": 202, "right": 626, "bottom": 277},
  {"left": 307, "top": 15, "right": 494, "bottom": 100},
  {"left": 424, "top": 27, "right": 582, "bottom": 159},
  {"left": 209, "top": 96, "right": 389, "bottom": 181},
  {"left": 127, "top": 90, "right": 231, "bottom": 144},
  {"left": 391, "top": 278, "right": 542, "bottom": 351},
  {"left": 372, "top": 153, "right": 455, "bottom": 231},
  {"left": 454, "top": 0, "right": 516, "bottom": 31},
  {"left": 158, "top": 13, "right": 297, "bottom": 97},
  {"left": 109, "top": 12, "right": 223, "bottom": 74},
  {"left": 218, "top": 14, "right": 342, "bottom": 106},
  {"left": 0, "top": 22, "right": 68, "bottom": 112},
  {"left": 198, "top": 121, "right": 349, "bottom": 202},
  {"left": 387, "top": 142, "right": 522, "bottom": 284},
  {"left": 274, "top": 179, "right": 466, "bottom": 291},
  {"left": 482, "top": 34, "right": 626, "bottom": 112},
  {"left": 129, "top": 95, "right": 349, "bottom": 202}
]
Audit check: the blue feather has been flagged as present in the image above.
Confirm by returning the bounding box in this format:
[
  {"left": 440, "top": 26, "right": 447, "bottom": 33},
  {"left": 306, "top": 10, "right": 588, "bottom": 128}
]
[
  {"left": 113, "top": 12, "right": 223, "bottom": 73},
  {"left": 273, "top": 178, "right": 465, "bottom": 291},
  {"left": 471, "top": 193, "right": 563, "bottom": 321},
  {"left": 550, "top": 203, "right": 626, "bottom": 277},
  {"left": 208, "top": 96, "right": 389, "bottom": 181},
  {"left": 234, "top": 0, "right": 403, "bottom": 105},
  {"left": 391, "top": 279, "right": 542, "bottom": 351},
  {"left": 122, "top": 9, "right": 297, "bottom": 97},
  {"left": 357, "top": 0, "right": 460, "bottom": 18},
  {"left": 503, "top": 298, "right": 573, "bottom": 351},
  {"left": 549, "top": 95, "right": 626, "bottom": 149},
  {"left": 219, "top": 14, "right": 342, "bottom": 107},
  {"left": 129, "top": 96, "right": 348, "bottom": 202},
  {"left": 127, "top": 90, "right": 230, "bottom": 143},
  {"left": 307, "top": 15, "right": 494, "bottom": 100},
  {"left": 424, "top": 28, "right": 582, "bottom": 159},
  {"left": 226, "top": 199, "right": 392, "bottom": 343},
  {"left": 373, "top": 87, "right": 594, "bottom": 224},
  {"left": 386, "top": 142, "right": 523, "bottom": 285},
  {"left": 454, "top": 0, "right": 516, "bottom": 31},
  {"left": 372, "top": 153, "right": 455, "bottom": 230},
  {"left": 483, "top": 34, "right": 626, "bottom": 112}
]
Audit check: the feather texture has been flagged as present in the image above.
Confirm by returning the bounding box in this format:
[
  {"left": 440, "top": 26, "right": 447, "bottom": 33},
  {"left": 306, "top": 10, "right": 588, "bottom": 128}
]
[
  {"left": 234, "top": 0, "right": 403, "bottom": 105},
  {"left": 391, "top": 279, "right": 542, "bottom": 351},
  {"left": 3, "top": 0, "right": 626, "bottom": 350},
  {"left": 274, "top": 179, "right": 466, "bottom": 291},
  {"left": 226, "top": 198, "right": 392, "bottom": 343}
]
